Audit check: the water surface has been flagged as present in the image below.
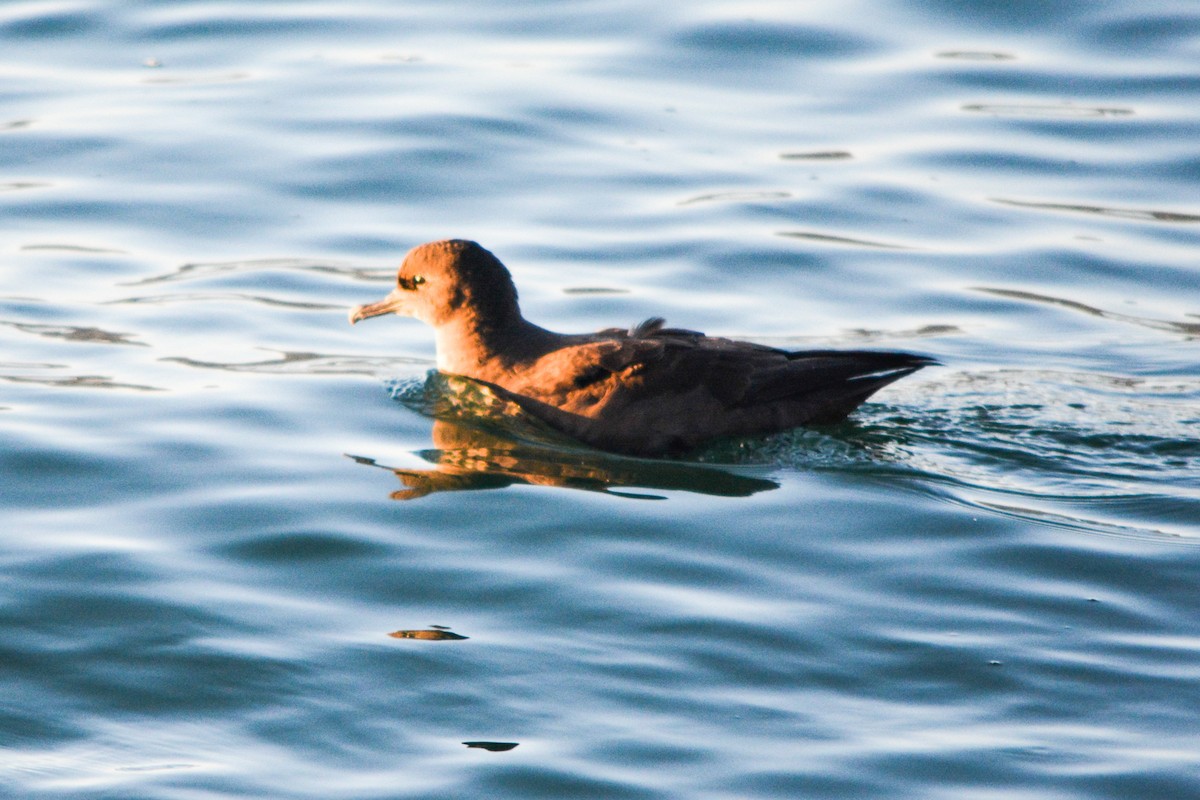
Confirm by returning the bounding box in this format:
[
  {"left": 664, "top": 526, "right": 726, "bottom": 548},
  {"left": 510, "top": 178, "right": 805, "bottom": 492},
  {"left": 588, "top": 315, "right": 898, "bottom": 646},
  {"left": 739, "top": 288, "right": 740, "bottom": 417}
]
[{"left": 2, "top": 1, "right": 1199, "bottom": 797}]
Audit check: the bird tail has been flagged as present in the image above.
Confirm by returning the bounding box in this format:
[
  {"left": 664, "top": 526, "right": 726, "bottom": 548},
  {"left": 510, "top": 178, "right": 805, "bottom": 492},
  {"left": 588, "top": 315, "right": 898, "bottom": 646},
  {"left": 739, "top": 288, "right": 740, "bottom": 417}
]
[{"left": 767, "top": 350, "right": 939, "bottom": 424}]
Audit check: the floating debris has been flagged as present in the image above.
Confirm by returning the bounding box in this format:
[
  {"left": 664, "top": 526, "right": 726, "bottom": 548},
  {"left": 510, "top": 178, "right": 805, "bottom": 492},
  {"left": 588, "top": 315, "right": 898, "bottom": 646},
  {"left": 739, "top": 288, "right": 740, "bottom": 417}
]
[
  {"left": 463, "top": 741, "right": 518, "bottom": 752},
  {"left": 388, "top": 628, "right": 468, "bottom": 641}
]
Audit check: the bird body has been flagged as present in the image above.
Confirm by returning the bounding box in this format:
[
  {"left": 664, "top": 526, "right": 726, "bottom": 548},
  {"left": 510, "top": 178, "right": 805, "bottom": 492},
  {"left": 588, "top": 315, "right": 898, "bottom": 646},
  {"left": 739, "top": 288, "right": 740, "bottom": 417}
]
[{"left": 351, "top": 239, "right": 935, "bottom": 456}]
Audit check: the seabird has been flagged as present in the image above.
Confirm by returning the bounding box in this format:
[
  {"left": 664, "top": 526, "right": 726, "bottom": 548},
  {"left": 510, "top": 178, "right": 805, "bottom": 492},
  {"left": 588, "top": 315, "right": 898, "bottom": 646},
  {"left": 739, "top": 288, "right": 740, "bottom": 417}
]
[{"left": 350, "top": 239, "right": 936, "bottom": 456}]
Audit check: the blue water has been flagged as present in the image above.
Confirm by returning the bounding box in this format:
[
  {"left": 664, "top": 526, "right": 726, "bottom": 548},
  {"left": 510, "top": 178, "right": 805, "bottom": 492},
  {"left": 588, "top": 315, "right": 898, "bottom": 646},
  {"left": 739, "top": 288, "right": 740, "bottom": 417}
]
[{"left": 3, "top": 1, "right": 1199, "bottom": 797}]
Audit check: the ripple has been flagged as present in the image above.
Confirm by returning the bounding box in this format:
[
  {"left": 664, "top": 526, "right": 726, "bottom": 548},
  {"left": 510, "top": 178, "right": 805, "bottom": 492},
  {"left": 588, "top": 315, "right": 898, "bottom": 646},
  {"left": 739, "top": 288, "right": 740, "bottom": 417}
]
[
  {"left": 876, "top": 369, "right": 1200, "bottom": 539},
  {"left": 975, "top": 287, "right": 1200, "bottom": 337},
  {"left": 1, "top": 181, "right": 50, "bottom": 192},
  {"left": 672, "top": 20, "right": 877, "bottom": 61},
  {"left": 19, "top": 243, "right": 126, "bottom": 253},
  {"left": 107, "top": 292, "right": 342, "bottom": 311},
  {"left": 677, "top": 190, "right": 792, "bottom": 206},
  {"left": 936, "top": 50, "right": 1017, "bottom": 61},
  {"left": 962, "top": 103, "right": 1134, "bottom": 118},
  {"left": 691, "top": 363, "right": 1200, "bottom": 541},
  {"left": 839, "top": 324, "right": 964, "bottom": 341},
  {"left": 125, "top": 259, "right": 390, "bottom": 286},
  {"left": 991, "top": 198, "right": 1200, "bottom": 224},
  {"left": 114, "top": 763, "right": 197, "bottom": 773},
  {"left": 161, "top": 350, "right": 427, "bottom": 376},
  {"left": 0, "top": 8, "right": 101, "bottom": 38},
  {"left": 779, "top": 150, "right": 853, "bottom": 160},
  {"left": 140, "top": 71, "right": 252, "bottom": 85},
  {"left": 776, "top": 230, "right": 911, "bottom": 249},
  {"left": 0, "top": 370, "right": 162, "bottom": 392},
  {"left": 952, "top": 494, "right": 1197, "bottom": 544},
  {"left": 0, "top": 320, "right": 148, "bottom": 346}
]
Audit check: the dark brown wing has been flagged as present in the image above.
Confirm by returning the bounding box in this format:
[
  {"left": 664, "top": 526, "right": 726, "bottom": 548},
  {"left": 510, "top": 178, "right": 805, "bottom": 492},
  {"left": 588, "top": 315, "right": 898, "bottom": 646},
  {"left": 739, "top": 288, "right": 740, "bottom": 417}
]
[
  {"left": 582, "top": 321, "right": 936, "bottom": 411},
  {"left": 494, "top": 320, "right": 936, "bottom": 455}
]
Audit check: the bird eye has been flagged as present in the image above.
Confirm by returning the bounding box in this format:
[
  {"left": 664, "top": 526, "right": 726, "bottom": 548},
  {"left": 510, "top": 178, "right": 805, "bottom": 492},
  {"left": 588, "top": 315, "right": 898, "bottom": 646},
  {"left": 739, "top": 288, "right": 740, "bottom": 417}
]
[
  {"left": 398, "top": 275, "right": 426, "bottom": 291},
  {"left": 413, "top": 275, "right": 426, "bottom": 286}
]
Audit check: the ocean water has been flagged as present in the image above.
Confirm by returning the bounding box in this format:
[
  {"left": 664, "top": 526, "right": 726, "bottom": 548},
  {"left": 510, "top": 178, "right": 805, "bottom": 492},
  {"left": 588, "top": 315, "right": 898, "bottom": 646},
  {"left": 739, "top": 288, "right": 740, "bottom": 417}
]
[{"left": 3, "top": 1, "right": 1199, "bottom": 797}]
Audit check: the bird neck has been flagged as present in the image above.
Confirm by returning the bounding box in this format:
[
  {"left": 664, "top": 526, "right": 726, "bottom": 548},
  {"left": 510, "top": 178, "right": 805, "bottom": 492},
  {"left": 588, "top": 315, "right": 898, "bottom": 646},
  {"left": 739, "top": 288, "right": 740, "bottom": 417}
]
[{"left": 434, "top": 310, "right": 556, "bottom": 379}]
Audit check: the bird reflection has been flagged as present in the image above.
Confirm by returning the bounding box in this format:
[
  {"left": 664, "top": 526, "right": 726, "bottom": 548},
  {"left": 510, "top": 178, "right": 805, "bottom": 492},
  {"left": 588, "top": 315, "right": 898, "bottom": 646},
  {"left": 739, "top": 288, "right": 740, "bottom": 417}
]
[
  {"left": 349, "top": 416, "right": 779, "bottom": 501},
  {"left": 348, "top": 383, "right": 777, "bottom": 496},
  {"left": 349, "top": 371, "right": 779, "bottom": 500}
]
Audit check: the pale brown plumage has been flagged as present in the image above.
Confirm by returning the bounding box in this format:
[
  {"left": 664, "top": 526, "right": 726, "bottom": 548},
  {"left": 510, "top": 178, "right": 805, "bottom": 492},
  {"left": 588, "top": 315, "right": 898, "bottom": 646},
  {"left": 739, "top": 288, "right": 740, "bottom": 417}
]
[{"left": 350, "top": 239, "right": 936, "bottom": 456}]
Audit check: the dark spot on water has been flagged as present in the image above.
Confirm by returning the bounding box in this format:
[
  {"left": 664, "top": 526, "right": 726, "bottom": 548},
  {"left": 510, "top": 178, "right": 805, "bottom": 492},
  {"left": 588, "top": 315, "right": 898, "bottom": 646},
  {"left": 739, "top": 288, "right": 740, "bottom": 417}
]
[
  {"left": 1, "top": 182, "right": 50, "bottom": 192},
  {"left": 562, "top": 287, "right": 630, "bottom": 295},
  {"left": 220, "top": 531, "right": 388, "bottom": 563},
  {"left": 389, "top": 629, "right": 469, "bottom": 641},
  {"left": 780, "top": 150, "right": 853, "bottom": 160},
  {"left": 463, "top": 741, "right": 518, "bottom": 752},
  {"left": 963, "top": 104, "right": 1134, "bottom": 118},
  {"left": 936, "top": 50, "right": 1016, "bottom": 61}
]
